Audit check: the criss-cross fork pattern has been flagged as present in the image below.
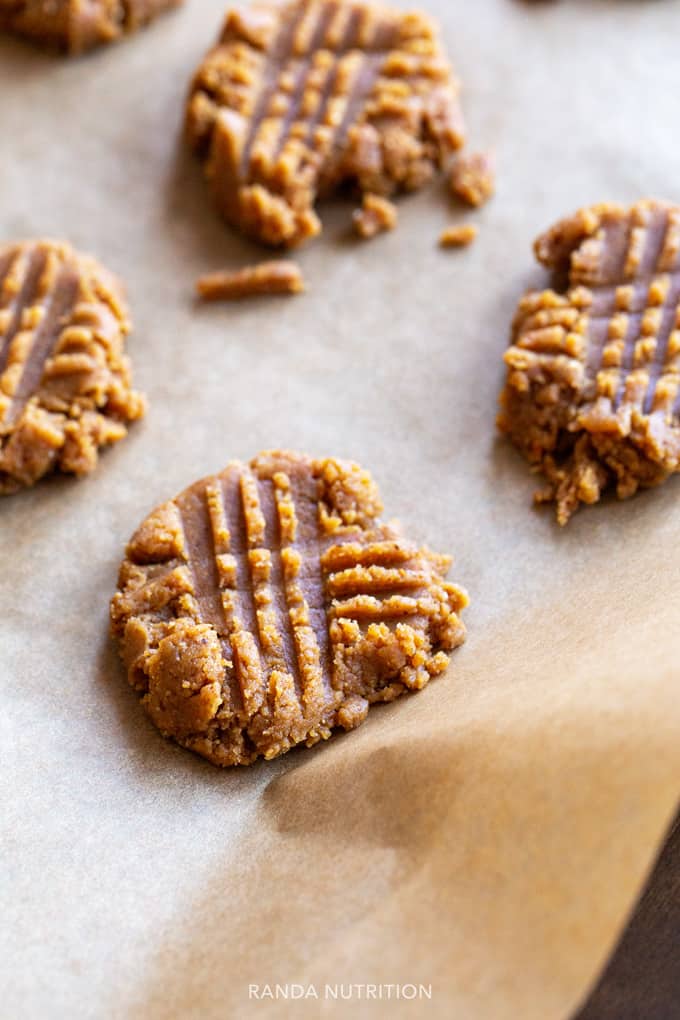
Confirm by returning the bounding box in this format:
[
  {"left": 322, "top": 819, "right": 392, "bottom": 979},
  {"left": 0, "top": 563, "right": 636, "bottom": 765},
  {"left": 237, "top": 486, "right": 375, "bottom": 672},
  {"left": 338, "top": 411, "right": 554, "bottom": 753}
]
[
  {"left": 507, "top": 201, "right": 680, "bottom": 426},
  {"left": 111, "top": 452, "right": 468, "bottom": 766},
  {"left": 0, "top": 240, "right": 144, "bottom": 493},
  {"left": 499, "top": 200, "right": 680, "bottom": 524},
  {"left": 187, "top": 0, "right": 464, "bottom": 246},
  {"left": 0, "top": 245, "right": 78, "bottom": 433}
]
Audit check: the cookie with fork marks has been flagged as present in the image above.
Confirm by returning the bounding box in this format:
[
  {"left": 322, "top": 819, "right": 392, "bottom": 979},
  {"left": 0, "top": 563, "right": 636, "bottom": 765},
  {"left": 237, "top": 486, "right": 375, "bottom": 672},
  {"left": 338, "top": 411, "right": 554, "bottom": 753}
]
[
  {"left": 186, "top": 0, "right": 465, "bottom": 247},
  {"left": 110, "top": 450, "right": 468, "bottom": 766},
  {"left": 0, "top": 239, "right": 145, "bottom": 494},
  {"left": 498, "top": 200, "right": 680, "bottom": 524}
]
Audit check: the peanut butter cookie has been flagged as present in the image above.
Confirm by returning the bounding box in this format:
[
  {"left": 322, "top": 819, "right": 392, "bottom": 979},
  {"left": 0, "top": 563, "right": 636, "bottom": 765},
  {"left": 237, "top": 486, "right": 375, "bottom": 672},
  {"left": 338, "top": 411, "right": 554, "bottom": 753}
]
[
  {"left": 498, "top": 200, "right": 680, "bottom": 524},
  {"left": 186, "top": 0, "right": 465, "bottom": 247},
  {"left": 0, "top": 240, "right": 145, "bottom": 494},
  {"left": 110, "top": 451, "right": 468, "bottom": 766},
  {"left": 0, "top": 0, "right": 182, "bottom": 54}
]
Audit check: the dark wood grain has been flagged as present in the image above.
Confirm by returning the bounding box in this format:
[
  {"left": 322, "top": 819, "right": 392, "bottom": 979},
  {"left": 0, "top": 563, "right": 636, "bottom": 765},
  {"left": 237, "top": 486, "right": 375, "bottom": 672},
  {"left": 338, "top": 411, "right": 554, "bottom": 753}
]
[{"left": 575, "top": 808, "right": 680, "bottom": 1020}]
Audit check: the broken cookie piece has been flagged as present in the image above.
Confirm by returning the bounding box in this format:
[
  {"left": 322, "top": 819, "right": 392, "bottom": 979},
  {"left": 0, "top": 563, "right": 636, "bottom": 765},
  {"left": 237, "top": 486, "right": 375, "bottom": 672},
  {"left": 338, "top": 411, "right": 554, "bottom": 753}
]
[
  {"left": 0, "top": 239, "right": 145, "bottom": 494},
  {"left": 196, "top": 260, "right": 305, "bottom": 300},
  {"left": 440, "top": 224, "right": 477, "bottom": 248},
  {"left": 498, "top": 199, "right": 680, "bottom": 524},
  {"left": 353, "top": 193, "right": 397, "bottom": 239},
  {"left": 186, "top": 0, "right": 465, "bottom": 248},
  {"left": 110, "top": 450, "right": 468, "bottom": 766},
  {"left": 0, "top": 0, "right": 182, "bottom": 54},
  {"left": 449, "top": 151, "right": 495, "bottom": 208}
]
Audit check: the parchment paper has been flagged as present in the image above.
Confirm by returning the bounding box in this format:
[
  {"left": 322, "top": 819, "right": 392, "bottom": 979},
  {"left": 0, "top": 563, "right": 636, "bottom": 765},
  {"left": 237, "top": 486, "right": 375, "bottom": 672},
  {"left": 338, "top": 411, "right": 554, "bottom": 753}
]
[{"left": 1, "top": 1, "right": 679, "bottom": 1017}]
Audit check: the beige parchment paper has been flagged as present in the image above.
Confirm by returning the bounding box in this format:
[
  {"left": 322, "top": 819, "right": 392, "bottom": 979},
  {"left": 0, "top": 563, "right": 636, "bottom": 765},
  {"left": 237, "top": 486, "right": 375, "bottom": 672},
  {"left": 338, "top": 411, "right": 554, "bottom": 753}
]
[{"left": 1, "top": 1, "right": 679, "bottom": 1017}]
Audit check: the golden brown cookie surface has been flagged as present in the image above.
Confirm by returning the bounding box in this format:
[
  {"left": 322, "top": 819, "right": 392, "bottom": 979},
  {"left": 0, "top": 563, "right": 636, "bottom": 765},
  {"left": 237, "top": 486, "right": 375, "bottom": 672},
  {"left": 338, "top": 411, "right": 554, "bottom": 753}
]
[
  {"left": 498, "top": 199, "right": 680, "bottom": 524},
  {"left": 186, "top": 0, "right": 465, "bottom": 247},
  {"left": 440, "top": 223, "right": 477, "bottom": 248},
  {"left": 0, "top": 240, "right": 145, "bottom": 494},
  {"left": 449, "top": 150, "right": 495, "bottom": 208},
  {"left": 195, "top": 259, "right": 305, "bottom": 299},
  {"left": 110, "top": 451, "right": 468, "bottom": 766},
  {"left": 0, "top": 0, "right": 182, "bottom": 54},
  {"left": 353, "top": 193, "right": 397, "bottom": 239}
]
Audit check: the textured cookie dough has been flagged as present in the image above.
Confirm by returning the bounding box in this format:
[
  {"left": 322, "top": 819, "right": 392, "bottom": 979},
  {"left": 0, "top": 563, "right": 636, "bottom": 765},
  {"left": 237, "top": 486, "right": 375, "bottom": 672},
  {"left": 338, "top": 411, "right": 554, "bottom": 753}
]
[
  {"left": 353, "top": 193, "right": 397, "bottom": 239},
  {"left": 110, "top": 450, "right": 468, "bottom": 766},
  {"left": 498, "top": 199, "right": 680, "bottom": 524},
  {"left": 196, "top": 260, "right": 305, "bottom": 299},
  {"left": 0, "top": 240, "right": 145, "bottom": 494},
  {"left": 0, "top": 0, "right": 182, "bottom": 53},
  {"left": 440, "top": 223, "right": 477, "bottom": 248},
  {"left": 186, "top": 0, "right": 465, "bottom": 248},
  {"left": 449, "top": 150, "right": 495, "bottom": 208}
]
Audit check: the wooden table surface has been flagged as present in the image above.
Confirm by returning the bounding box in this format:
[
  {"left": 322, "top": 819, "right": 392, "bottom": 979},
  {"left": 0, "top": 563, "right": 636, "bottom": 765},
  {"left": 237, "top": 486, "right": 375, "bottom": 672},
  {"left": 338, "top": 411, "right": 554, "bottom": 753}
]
[{"left": 575, "top": 809, "right": 680, "bottom": 1020}]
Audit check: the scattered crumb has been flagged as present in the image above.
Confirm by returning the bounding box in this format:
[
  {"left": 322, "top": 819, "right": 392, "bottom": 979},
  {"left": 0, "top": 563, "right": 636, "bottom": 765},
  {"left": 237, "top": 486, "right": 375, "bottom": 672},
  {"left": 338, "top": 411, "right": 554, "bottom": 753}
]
[
  {"left": 440, "top": 224, "right": 478, "bottom": 248},
  {"left": 353, "top": 194, "right": 398, "bottom": 239},
  {"left": 449, "top": 151, "right": 495, "bottom": 208},
  {"left": 196, "top": 261, "right": 305, "bottom": 301}
]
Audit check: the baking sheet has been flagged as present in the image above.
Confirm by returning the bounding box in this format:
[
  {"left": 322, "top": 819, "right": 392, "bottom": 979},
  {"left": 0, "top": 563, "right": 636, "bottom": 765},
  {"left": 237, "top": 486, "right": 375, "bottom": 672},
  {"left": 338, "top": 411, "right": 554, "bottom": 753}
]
[{"left": 1, "top": 1, "right": 680, "bottom": 1017}]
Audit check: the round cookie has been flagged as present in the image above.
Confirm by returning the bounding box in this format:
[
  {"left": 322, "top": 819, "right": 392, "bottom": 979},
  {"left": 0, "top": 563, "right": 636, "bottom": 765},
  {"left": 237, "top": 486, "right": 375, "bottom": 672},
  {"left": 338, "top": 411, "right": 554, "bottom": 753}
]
[
  {"left": 110, "top": 450, "right": 468, "bottom": 766},
  {"left": 498, "top": 199, "right": 680, "bottom": 524},
  {"left": 0, "top": 240, "right": 145, "bottom": 494},
  {"left": 186, "top": 0, "right": 465, "bottom": 247}
]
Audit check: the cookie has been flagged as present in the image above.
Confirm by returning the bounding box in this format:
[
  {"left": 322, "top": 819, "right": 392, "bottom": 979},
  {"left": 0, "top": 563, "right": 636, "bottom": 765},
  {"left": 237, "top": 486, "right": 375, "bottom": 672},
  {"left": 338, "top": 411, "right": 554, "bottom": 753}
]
[
  {"left": 186, "top": 0, "right": 465, "bottom": 248},
  {"left": 0, "top": 0, "right": 182, "bottom": 54},
  {"left": 498, "top": 200, "right": 680, "bottom": 524},
  {"left": 0, "top": 240, "right": 145, "bottom": 494},
  {"left": 110, "top": 450, "right": 468, "bottom": 766}
]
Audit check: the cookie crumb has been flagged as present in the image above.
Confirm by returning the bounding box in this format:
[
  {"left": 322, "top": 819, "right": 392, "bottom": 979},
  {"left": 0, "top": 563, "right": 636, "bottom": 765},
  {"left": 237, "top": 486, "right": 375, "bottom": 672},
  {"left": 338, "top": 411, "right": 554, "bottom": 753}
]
[
  {"left": 450, "top": 151, "right": 495, "bottom": 208},
  {"left": 196, "top": 261, "right": 305, "bottom": 301},
  {"left": 353, "top": 194, "right": 398, "bottom": 240},
  {"left": 440, "top": 224, "right": 478, "bottom": 248}
]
